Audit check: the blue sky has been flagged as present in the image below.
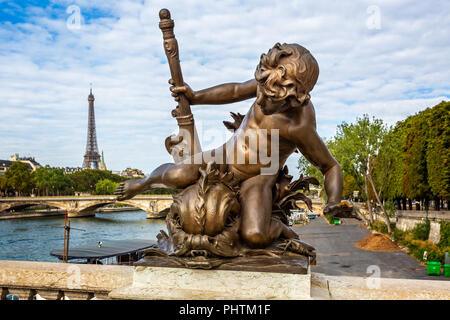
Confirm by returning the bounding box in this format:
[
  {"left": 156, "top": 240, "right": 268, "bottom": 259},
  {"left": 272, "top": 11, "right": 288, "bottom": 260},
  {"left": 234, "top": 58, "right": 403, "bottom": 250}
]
[{"left": 1, "top": 0, "right": 449, "bottom": 177}]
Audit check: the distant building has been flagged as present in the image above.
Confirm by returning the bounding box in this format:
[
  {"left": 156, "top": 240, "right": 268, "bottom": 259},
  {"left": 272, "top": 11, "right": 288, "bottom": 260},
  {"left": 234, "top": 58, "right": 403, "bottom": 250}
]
[
  {"left": 98, "top": 151, "right": 107, "bottom": 171},
  {"left": 63, "top": 167, "right": 83, "bottom": 174},
  {"left": 0, "top": 154, "right": 42, "bottom": 175},
  {"left": 120, "top": 168, "right": 145, "bottom": 178}
]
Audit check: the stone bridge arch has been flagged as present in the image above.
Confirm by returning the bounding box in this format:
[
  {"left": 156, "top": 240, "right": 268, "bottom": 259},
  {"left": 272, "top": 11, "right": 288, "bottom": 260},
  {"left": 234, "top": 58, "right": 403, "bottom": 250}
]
[
  {"left": 0, "top": 196, "right": 174, "bottom": 219},
  {"left": 0, "top": 201, "right": 69, "bottom": 213},
  {"left": 118, "top": 198, "right": 172, "bottom": 218}
]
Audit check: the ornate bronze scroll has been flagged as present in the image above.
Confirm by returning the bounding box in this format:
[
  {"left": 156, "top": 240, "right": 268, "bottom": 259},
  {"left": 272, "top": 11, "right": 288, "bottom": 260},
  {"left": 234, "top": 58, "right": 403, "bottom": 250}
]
[{"left": 159, "top": 8, "right": 202, "bottom": 162}]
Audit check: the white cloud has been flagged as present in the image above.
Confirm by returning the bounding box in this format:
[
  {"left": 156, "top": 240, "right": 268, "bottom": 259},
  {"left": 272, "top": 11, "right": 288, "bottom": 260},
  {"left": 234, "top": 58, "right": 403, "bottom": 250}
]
[{"left": 0, "top": 0, "right": 449, "bottom": 179}]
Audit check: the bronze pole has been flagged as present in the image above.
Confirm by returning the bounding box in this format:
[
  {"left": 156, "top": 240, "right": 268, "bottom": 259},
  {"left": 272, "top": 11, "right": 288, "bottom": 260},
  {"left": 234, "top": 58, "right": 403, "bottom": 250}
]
[{"left": 159, "top": 8, "right": 201, "bottom": 161}]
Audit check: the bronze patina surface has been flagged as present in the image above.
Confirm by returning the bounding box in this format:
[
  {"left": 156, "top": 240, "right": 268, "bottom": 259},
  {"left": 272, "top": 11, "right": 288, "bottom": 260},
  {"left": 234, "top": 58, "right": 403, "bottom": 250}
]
[{"left": 115, "top": 8, "right": 352, "bottom": 270}]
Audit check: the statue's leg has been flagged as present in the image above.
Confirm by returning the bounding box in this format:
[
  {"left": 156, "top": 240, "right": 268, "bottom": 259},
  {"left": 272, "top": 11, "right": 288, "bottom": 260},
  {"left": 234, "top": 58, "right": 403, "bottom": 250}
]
[
  {"left": 239, "top": 174, "right": 298, "bottom": 248},
  {"left": 114, "top": 160, "right": 202, "bottom": 200},
  {"left": 115, "top": 145, "right": 230, "bottom": 200}
]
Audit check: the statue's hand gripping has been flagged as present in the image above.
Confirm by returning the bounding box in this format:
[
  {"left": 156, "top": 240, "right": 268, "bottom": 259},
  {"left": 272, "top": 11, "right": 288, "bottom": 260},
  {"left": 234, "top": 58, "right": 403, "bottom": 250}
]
[{"left": 169, "top": 79, "right": 197, "bottom": 105}]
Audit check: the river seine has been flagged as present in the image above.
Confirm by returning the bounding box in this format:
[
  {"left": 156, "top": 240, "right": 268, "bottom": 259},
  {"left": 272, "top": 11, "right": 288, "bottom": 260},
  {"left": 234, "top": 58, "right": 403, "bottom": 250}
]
[{"left": 0, "top": 210, "right": 167, "bottom": 262}]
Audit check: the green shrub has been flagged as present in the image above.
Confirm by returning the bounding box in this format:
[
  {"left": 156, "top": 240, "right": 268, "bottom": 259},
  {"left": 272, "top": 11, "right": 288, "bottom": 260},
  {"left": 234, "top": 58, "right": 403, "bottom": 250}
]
[
  {"left": 393, "top": 227, "right": 407, "bottom": 243},
  {"left": 384, "top": 199, "right": 396, "bottom": 217},
  {"left": 370, "top": 220, "right": 387, "bottom": 233},
  {"left": 412, "top": 219, "right": 430, "bottom": 240},
  {"left": 366, "top": 219, "right": 447, "bottom": 264},
  {"left": 369, "top": 220, "right": 396, "bottom": 234},
  {"left": 407, "top": 239, "right": 444, "bottom": 263},
  {"left": 438, "top": 222, "right": 450, "bottom": 248},
  {"left": 324, "top": 215, "right": 334, "bottom": 224}
]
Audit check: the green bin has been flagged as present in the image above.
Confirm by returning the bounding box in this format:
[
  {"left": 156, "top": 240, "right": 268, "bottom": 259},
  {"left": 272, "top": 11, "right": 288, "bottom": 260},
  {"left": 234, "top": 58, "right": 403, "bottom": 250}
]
[
  {"left": 427, "top": 261, "right": 441, "bottom": 276},
  {"left": 333, "top": 219, "right": 340, "bottom": 225},
  {"left": 444, "top": 265, "right": 450, "bottom": 277}
]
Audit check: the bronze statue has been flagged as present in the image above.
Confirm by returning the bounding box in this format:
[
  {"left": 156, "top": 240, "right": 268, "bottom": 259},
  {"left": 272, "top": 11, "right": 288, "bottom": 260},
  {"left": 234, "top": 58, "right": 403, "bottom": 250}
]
[{"left": 115, "top": 9, "right": 350, "bottom": 270}]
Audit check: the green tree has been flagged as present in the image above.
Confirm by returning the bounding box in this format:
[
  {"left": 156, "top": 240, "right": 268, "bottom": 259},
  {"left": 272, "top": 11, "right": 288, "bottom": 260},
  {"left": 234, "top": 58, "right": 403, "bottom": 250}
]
[
  {"left": 297, "top": 154, "right": 323, "bottom": 185},
  {"left": 328, "top": 114, "right": 391, "bottom": 231},
  {"left": 373, "top": 120, "right": 409, "bottom": 202},
  {"left": 69, "top": 169, "right": 126, "bottom": 194},
  {"left": 342, "top": 174, "right": 361, "bottom": 199},
  {"left": 95, "top": 179, "right": 119, "bottom": 195},
  {"left": 403, "top": 112, "right": 431, "bottom": 202},
  {"left": 425, "top": 101, "right": 450, "bottom": 202},
  {"left": 372, "top": 100, "right": 449, "bottom": 212},
  {"left": 32, "top": 166, "right": 73, "bottom": 196},
  {"left": 5, "top": 162, "right": 33, "bottom": 196},
  {"left": 0, "top": 175, "right": 12, "bottom": 196}
]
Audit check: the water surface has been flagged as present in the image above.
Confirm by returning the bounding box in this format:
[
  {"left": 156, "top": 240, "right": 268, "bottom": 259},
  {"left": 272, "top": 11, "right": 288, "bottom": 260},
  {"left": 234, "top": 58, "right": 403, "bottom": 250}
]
[{"left": 0, "top": 210, "right": 167, "bottom": 262}]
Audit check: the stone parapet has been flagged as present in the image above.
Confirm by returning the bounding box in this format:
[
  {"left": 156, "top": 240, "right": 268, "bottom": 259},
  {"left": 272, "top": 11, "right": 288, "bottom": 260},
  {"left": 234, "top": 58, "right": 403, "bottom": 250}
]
[
  {"left": 1, "top": 260, "right": 449, "bottom": 300},
  {"left": 311, "top": 273, "right": 450, "bottom": 300},
  {"left": 0, "top": 260, "right": 134, "bottom": 300}
]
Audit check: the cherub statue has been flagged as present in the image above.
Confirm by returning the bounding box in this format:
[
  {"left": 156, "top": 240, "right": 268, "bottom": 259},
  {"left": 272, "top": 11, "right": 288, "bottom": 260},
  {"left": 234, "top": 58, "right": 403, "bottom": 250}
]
[{"left": 115, "top": 42, "right": 346, "bottom": 251}]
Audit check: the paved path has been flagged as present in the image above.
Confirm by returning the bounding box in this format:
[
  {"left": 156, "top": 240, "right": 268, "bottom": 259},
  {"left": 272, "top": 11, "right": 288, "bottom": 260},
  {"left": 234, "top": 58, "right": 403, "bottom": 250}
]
[{"left": 293, "top": 216, "right": 449, "bottom": 280}]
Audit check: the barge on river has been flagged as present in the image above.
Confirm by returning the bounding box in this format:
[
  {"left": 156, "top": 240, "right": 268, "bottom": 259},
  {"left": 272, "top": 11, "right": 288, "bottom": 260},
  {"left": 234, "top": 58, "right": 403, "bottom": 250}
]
[{"left": 50, "top": 239, "right": 156, "bottom": 265}]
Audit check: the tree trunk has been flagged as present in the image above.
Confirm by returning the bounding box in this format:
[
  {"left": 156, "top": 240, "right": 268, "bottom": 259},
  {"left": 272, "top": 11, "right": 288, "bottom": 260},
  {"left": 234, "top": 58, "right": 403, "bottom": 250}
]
[
  {"left": 367, "top": 173, "right": 392, "bottom": 234},
  {"left": 396, "top": 198, "right": 401, "bottom": 211},
  {"left": 352, "top": 201, "right": 370, "bottom": 225},
  {"left": 408, "top": 198, "right": 412, "bottom": 210},
  {"left": 364, "top": 175, "right": 374, "bottom": 224},
  {"left": 435, "top": 198, "right": 440, "bottom": 211}
]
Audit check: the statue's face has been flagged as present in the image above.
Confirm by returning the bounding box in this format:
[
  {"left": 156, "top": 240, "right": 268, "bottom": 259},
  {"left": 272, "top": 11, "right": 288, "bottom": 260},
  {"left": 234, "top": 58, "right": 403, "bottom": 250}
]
[{"left": 255, "top": 82, "right": 289, "bottom": 115}]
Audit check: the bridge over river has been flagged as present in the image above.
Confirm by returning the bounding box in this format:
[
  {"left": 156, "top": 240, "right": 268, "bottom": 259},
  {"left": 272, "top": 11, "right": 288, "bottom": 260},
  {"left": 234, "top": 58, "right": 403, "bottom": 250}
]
[{"left": 0, "top": 195, "right": 173, "bottom": 218}]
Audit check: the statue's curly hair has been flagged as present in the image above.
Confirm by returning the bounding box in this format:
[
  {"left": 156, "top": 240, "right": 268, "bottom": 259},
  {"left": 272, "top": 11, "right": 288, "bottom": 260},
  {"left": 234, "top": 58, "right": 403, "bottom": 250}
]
[{"left": 255, "top": 43, "right": 319, "bottom": 107}]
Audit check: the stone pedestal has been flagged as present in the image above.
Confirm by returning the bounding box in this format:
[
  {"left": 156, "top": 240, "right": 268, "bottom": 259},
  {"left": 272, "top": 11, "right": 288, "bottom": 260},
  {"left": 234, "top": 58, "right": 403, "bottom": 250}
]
[{"left": 109, "top": 266, "right": 311, "bottom": 300}]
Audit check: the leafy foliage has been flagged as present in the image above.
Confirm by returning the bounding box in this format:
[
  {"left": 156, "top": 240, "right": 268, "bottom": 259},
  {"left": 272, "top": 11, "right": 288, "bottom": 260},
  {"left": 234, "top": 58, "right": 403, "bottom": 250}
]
[
  {"left": 4, "top": 162, "right": 33, "bottom": 196},
  {"left": 327, "top": 114, "right": 386, "bottom": 203},
  {"left": 297, "top": 154, "right": 324, "bottom": 185},
  {"left": 32, "top": 166, "right": 73, "bottom": 196},
  {"left": 438, "top": 222, "right": 450, "bottom": 248},
  {"left": 425, "top": 101, "right": 450, "bottom": 199},
  {"left": 342, "top": 174, "right": 360, "bottom": 199},
  {"left": 94, "top": 179, "right": 119, "bottom": 195},
  {"left": 374, "top": 101, "right": 449, "bottom": 202},
  {"left": 369, "top": 220, "right": 448, "bottom": 264},
  {"left": 370, "top": 220, "right": 395, "bottom": 234},
  {"left": 403, "top": 112, "right": 431, "bottom": 199},
  {"left": 412, "top": 219, "right": 431, "bottom": 241},
  {"left": 323, "top": 214, "right": 334, "bottom": 224},
  {"left": 68, "top": 169, "right": 126, "bottom": 193},
  {"left": 373, "top": 122, "right": 408, "bottom": 200}
]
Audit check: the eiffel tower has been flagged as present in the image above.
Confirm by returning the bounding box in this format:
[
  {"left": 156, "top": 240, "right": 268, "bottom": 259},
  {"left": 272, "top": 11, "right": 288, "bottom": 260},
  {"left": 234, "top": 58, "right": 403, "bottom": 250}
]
[{"left": 82, "top": 87, "right": 101, "bottom": 169}]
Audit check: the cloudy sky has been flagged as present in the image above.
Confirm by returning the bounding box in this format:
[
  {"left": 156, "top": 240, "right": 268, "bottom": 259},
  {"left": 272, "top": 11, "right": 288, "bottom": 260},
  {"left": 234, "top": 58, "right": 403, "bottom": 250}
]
[{"left": 1, "top": 0, "right": 449, "bottom": 177}]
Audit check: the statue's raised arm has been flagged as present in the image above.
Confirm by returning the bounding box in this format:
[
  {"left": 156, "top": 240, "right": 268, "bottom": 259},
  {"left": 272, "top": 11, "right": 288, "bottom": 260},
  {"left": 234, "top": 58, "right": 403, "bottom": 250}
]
[{"left": 170, "top": 79, "right": 257, "bottom": 105}]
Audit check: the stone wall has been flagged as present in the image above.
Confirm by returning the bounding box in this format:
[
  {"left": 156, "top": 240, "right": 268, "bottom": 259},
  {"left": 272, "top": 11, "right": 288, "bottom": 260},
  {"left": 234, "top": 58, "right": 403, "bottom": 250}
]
[
  {"left": 359, "top": 206, "right": 448, "bottom": 244},
  {"left": 1, "top": 260, "right": 449, "bottom": 300},
  {"left": 296, "top": 200, "right": 324, "bottom": 212},
  {"left": 0, "top": 260, "right": 133, "bottom": 300},
  {"left": 311, "top": 273, "right": 450, "bottom": 300}
]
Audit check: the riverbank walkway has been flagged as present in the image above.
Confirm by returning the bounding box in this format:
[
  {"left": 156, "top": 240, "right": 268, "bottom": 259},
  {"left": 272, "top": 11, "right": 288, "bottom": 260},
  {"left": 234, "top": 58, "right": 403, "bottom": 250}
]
[{"left": 293, "top": 216, "right": 449, "bottom": 281}]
